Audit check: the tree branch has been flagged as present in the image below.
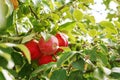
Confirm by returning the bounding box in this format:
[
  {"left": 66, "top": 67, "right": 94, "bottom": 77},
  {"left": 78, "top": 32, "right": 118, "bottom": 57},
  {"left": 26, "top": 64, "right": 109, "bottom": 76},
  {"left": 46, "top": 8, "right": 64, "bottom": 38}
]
[{"left": 29, "top": 6, "right": 39, "bottom": 19}]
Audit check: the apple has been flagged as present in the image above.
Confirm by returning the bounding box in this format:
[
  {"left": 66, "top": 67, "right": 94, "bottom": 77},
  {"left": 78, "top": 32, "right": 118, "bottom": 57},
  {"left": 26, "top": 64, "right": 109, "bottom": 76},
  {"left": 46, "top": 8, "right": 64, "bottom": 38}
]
[
  {"left": 55, "top": 32, "right": 68, "bottom": 47},
  {"left": 38, "top": 55, "right": 57, "bottom": 65},
  {"left": 25, "top": 39, "right": 42, "bottom": 60},
  {"left": 54, "top": 32, "right": 69, "bottom": 55},
  {"left": 38, "top": 35, "right": 59, "bottom": 55}
]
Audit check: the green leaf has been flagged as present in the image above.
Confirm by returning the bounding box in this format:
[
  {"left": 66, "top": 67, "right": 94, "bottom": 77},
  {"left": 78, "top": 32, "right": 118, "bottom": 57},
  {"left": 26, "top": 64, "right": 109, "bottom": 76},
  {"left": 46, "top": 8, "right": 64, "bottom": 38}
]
[
  {"left": 88, "top": 29, "right": 98, "bottom": 37},
  {"left": 114, "top": 21, "right": 120, "bottom": 29},
  {"left": 51, "top": 13, "right": 60, "bottom": 21},
  {"left": 59, "top": 22, "right": 76, "bottom": 32},
  {"left": 103, "top": 0, "right": 111, "bottom": 8},
  {"left": 50, "top": 69, "right": 67, "bottom": 80},
  {"left": 94, "top": 67, "right": 104, "bottom": 80},
  {"left": 77, "top": 22, "right": 87, "bottom": 33},
  {"left": 0, "top": 72, "right": 6, "bottom": 80},
  {"left": 18, "top": 63, "right": 32, "bottom": 79},
  {"left": 0, "top": 56, "right": 8, "bottom": 68},
  {"left": 16, "top": 44, "right": 31, "bottom": 64},
  {"left": 67, "top": 32, "right": 76, "bottom": 43},
  {"left": 30, "top": 62, "right": 56, "bottom": 78},
  {"left": 100, "top": 21, "right": 117, "bottom": 34},
  {"left": 73, "top": 9, "right": 83, "bottom": 21},
  {"left": 100, "top": 44, "right": 108, "bottom": 54},
  {"left": 11, "top": 52, "right": 23, "bottom": 66},
  {"left": 0, "top": 0, "right": 13, "bottom": 33},
  {"left": 0, "top": 43, "right": 31, "bottom": 64},
  {"left": 81, "top": 0, "right": 94, "bottom": 4},
  {"left": 60, "top": 47, "right": 71, "bottom": 52},
  {"left": 21, "top": 33, "right": 36, "bottom": 43},
  {"left": 57, "top": 51, "right": 75, "bottom": 67},
  {"left": 110, "top": 73, "right": 120, "bottom": 79},
  {"left": 97, "top": 52, "right": 108, "bottom": 66},
  {"left": 85, "top": 15, "right": 95, "bottom": 24},
  {"left": 72, "top": 58, "right": 85, "bottom": 71},
  {"left": 68, "top": 70, "right": 85, "bottom": 80},
  {"left": 85, "top": 48, "right": 97, "bottom": 61}
]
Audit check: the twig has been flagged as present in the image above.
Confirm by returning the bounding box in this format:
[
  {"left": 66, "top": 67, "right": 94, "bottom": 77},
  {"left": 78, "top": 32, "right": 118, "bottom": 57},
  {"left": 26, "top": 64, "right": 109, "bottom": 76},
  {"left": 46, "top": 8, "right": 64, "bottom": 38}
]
[
  {"left": 15, "top": 23, "right": 19, "bottom": 36},
  {"left": 53, "top": 0, "right": 76, "bottom": 13},
  {"left": 29, "top": 6, "right": 39, "bottom": 19}
]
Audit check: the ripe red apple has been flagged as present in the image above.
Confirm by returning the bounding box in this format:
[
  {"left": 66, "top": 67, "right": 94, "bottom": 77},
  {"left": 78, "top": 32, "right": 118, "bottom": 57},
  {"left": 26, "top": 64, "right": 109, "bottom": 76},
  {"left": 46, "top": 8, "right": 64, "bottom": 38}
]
[
  {"left": 38, "top": 55, "right": 57, "bottom": 65},
  {"left": 38, "top": 35, "right": 59, "bottom": 55},
  {"left": 25, "top": 39, "right": 43, "bottom": 60},
  {"left": 55, "top": 32, "right": 68, "bottom": 47}
]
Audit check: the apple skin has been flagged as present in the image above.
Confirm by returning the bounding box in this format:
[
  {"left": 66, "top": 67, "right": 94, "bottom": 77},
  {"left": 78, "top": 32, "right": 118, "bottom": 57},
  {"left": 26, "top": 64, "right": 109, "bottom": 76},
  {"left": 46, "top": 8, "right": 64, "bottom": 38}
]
[
  {"left": 55, "top": 32, "right": 68, "bottom": 47},
  {"left": 25, "top": 39, "right": 43, "bottom": 60},
  {"left": 38, "top": 35, "right": 59, "bottom": 55},
  {"left": 38, "top": 55, "right": 56, "bottom": 65},
  {"left": 55, "top": 32, "right": 68, "bottom": 55}
]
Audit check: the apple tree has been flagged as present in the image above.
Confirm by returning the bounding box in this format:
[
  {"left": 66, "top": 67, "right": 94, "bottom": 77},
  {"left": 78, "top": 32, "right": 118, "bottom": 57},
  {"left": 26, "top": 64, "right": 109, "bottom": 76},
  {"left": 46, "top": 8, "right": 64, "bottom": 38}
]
[{"left": 0, "top": 0, "right": 120, "bottom": 80}]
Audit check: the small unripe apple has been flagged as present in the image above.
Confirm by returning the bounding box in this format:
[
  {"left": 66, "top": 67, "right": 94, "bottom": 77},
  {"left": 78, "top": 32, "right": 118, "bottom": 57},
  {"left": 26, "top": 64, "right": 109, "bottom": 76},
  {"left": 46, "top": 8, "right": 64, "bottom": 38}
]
[
  {"left": 55, "top": 32, "right": 68, "bottom": 47},
  {"left": 38, "top": 35, "right": 59, "bottom": 55},
  {"left": 25, "top": 39, "right": 42, "bottom": 60},
  {"left": 38, "top": 55, "right": 57, "bottom": 65}
]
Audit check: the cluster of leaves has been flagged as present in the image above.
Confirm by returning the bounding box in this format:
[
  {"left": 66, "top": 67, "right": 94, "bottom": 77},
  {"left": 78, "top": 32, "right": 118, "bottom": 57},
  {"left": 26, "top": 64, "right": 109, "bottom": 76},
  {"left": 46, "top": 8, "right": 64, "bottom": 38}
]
[{"left": 0, "top": 0, "right": 120, "bottom": 80}]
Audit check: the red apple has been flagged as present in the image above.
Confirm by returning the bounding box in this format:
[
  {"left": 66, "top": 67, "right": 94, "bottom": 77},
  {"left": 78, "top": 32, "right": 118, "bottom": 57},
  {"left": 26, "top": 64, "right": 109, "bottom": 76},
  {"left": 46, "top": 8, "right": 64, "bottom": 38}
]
[
  {"left": 38, "top": 35, "right": 59, "bottom": 55},
  {"left": 55, "top": 32, "right": 68, "bottom": 47},
  {"left": 25, "top": 39, "right": 43, "bottom": 60},
  {"left": 38, "top": 55, "right": 57, "bottom": 65}
]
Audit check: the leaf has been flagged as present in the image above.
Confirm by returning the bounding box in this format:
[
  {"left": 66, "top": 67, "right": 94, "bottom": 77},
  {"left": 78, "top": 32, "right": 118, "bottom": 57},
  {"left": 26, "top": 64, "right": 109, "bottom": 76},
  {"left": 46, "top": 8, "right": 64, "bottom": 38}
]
[
  {"left": 11, "top": 52, "right": 23, "bottom": 66},
  {"left": 0, "top": 56, "right": 8, "bottom": 68},
  {"left": 88, "top": 29, "right": 98, "bottom": 37},
  {"left": 103, "top": 0, "right": 111, "bottom": 9},
  {"left": 60, "top": 47, "right": 71, "bottom": 52},
  {"left": 51, "top": 13, "right": 60, "bottom": 21},
  {"left": 50, "top": 69, "right": 67, "bottom": 80},
  {"left": 0, "top": 71, "right": 6, "bottom": 80},
  {"left": 0, "top": 0, "right": 13, "bottom": 33},
  {"left": 85, "top": 48, "right": 97, "bottom": 61},
  {"left": 100, "top": 21, "right": 114, "bottom": 28},
  {"left": 57, "top": 51, "right": 75, "bottom": 67},
  {"left": 30, "top": 62, "right": 56, "bottom": 78},
  {"left": 85, "top": 15, "right": 95, "bottom": 24},
  {"left": 97, "top": 52, "right": 108, "bottom": 66},
  {"left": 16, "top": 44, "right": 31, "bottom": 64},
  {"left": 18, "top": 63, "right": 32, "bottom": 79},
  {"left": 81, "top": 0, "right": 94, "bottom": 4},
  {"left": 114, "top": 21, "right": 120, "bottom": 29},
  {"left": 0, "top": 43, "right": 31, "bottom": 64},
  {"left": 21, "top": 33, "right": 36, "bottom": 43},
  {"left": 94, "top": 67, "right": 104, "bottom": 80},
  {"left": 59, "top": 22, "right": 76, "bottom": 32},
  {"left": 110, "top": 73, "right": 120, "bottom": 79},
  {"left": 68, "top": 70, "right": 85, "bottom": 80},
  {"left": 77, "top": 22, "right": 87, "bottom": 33},
  {"left": 67, "top": 32, "right": 76, "bottom": 43},
  {"left": 72, "top": 58, "right": 85, "bottom": 71},
  {"left": 100, "top": 21, "right": 117, "bottom": 34},
  {"left": 73, "top": 9, "right": 83, "bottom": 21},
  {"left": 100, "top": 44, "right": 108, "bottom": 54}
]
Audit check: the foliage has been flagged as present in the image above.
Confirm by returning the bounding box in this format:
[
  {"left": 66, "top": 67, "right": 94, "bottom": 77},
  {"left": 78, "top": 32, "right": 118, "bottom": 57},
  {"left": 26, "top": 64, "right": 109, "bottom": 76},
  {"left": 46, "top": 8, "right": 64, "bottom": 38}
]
[{"left": 0, "top": 0, "right": 120, "bottom": 80}]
